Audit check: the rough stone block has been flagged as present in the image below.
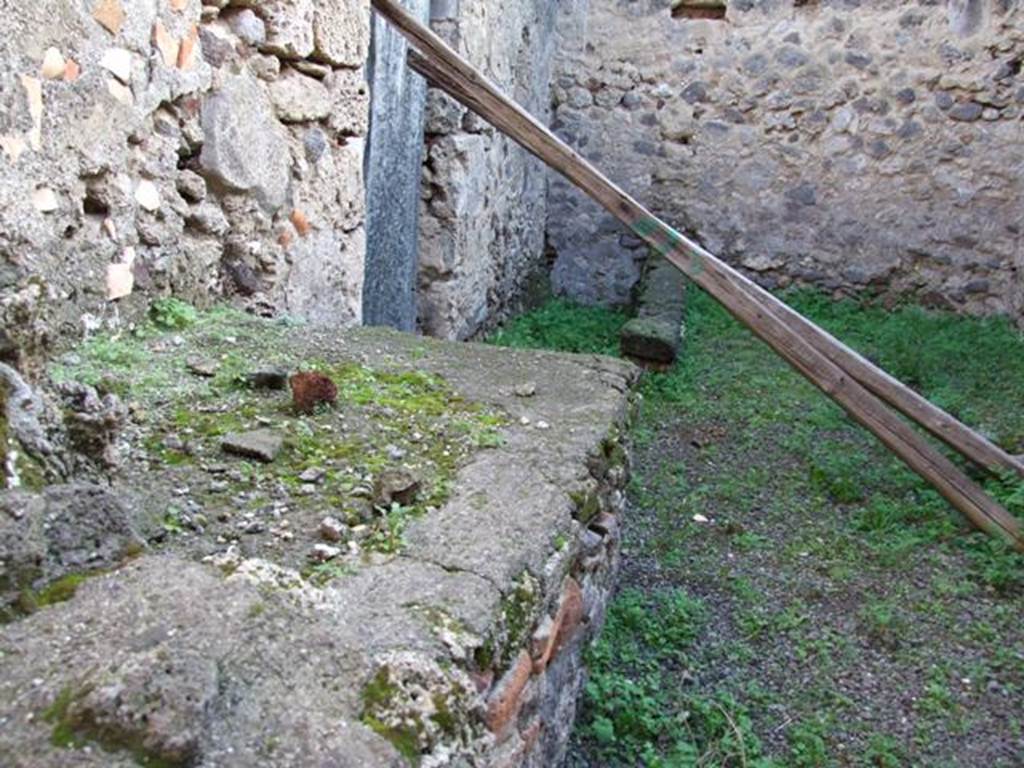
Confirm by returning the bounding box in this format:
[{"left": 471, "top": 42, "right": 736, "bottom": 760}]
[
  {"left": 199, "top": 74, "right": 291, "bottom": 211},
  {"left": 620, "top": 255, "right": 686, "bottom": 365},
  {"left": 313, "top": 0, "right": 370, "bottom": 67},
  {"left": 269, "top": 67, "right": 332, "bottom": 122}
]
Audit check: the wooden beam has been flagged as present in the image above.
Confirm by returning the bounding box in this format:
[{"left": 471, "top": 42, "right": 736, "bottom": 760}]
[
  {"left": 373, "top": 0, "right": 1023, "bottom": 552},
  {"left": 396, "top": 21, "right": 1022, "bottom": 480}
]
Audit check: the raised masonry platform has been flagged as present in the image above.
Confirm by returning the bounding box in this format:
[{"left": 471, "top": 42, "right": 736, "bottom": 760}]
[{"left": 0, "top": 315, "right": 638, "bottom": 768}]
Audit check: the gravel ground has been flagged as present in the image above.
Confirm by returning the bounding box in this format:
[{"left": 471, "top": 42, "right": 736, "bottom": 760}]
[{"left": 565, "top": 291, "right": 1024, "bottom": 767}]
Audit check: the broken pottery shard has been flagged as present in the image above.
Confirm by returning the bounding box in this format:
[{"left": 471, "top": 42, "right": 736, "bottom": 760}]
[
  {"left": 221, "top": 430, "right": 284, "bottom": 463},
  {"left": 289, "top": 372, "right": 337, "bottom": 414},
  {"left": 178, "top": 25, "right": 200, "bottom": 70},
  {"left": 64, "top": 59, "right": 81, "bottom": 82},
  {"left": 93, "top": 0, "right": 125, "bottom": 35},
  {"left": 106, "top": 263, "right": 134, "bottom": 300},
  {"left": 171, "top": 0, "right": 188, "bottom": 10},
  {"left": 153, "top": 22, "right": 180, "bottom": 67},
  {"left": 290, "top": 209, "right": 312, "bottom": 237},
  {"left": 40, "top": 48, "right": 66, "bottom": 79},
  {"left": 100, "top": 48, "right": 132, "bottom": 83}
]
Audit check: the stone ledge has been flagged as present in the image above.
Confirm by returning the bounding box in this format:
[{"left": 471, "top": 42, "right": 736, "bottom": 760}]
[{"left": 0, "top": 324, "right": 638, "bottom": 767}]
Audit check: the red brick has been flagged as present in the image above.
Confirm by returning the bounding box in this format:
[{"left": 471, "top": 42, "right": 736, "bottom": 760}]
[
  {"left": 63, "top": 59, "right": 80, "bottom": 82},
  {"left": 290, "top": 209, "right": 312, "bottom": 238},
  {"left": 177, "top": 25, "right": 199, "bottom": 70},
  {"left": 551, "top": 577, "right": 584, "bottom": 657},
  {"left": 485, "top": 650, "right": 532, "bottom": 739}
]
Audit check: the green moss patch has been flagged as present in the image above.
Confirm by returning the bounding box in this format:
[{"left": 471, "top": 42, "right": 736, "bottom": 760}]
[
  {"left": 51, "top": 305, "right": 506, "bottom": 580},
  {"left": 43, "top": 684, "right": 182, "bottom": 767}
]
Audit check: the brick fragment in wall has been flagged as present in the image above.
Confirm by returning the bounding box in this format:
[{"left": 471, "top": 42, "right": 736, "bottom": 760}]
[
  {"left": 551, "top": 577, "right": 585, "bottom": 658},
  {"left": 485, "top": 649, "right": 532, "bottom": 739},
  {"left": 0, "top": 0, "right": 372, "bottom": 370}
]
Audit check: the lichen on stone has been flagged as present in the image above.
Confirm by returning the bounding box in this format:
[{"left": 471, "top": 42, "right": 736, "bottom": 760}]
[{"left": 360, "top": 651, "right": 484, "bottom": 766}]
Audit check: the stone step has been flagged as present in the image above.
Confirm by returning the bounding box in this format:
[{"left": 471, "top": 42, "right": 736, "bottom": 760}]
[
  {"left": 0, "top": 320, "right": 639, "bottom": 768},
  {"left": 620, "top": 254, "right": 687, "bottom": 366}
]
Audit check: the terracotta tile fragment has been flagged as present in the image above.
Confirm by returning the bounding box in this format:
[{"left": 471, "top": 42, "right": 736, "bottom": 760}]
[
  {"left": 93, "top": 0, "right": 125, "bottom": 35},
  {"left": 153, "top": 22, "right": 180, "bottom": 67},
  {"left": 177, "top": 25, "right": 199, "bottom": 70},
  {"left": 290, "top": 209, "right": 312, "bottom": 237},
  {"left": 277, "top": 229, "right": 293, "bottom": 249},
  {"left": 551, "top": 577, "right": 584, "bottom": 657},
  {"left": 64, "top": 59, "right": 81, "bottom": 82},
  {"left": 171, "top": 0, "right": 188, "bottom": 10},
  {"left": 290, "top": 372, "right": 338, "bottom": 414},
  {"left": 485, "top": 650, "right": 532, "bottom": 739}
]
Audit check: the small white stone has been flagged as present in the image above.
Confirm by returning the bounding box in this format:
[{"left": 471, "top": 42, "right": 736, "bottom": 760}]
[
  {"left": 319, "top": 516, "right": 345, "bottom": 542},
  {"left": 32, "top": 187, "right": 59, "bottom": 212},
  {"left": 107, "top": 79, "right": 133, "bottom": 105},
  {"left": 692, "top": 513, "right": 709, "bottom": 523},
  {"left": 309, "top": 543, "right": 341, "bottom": 562},
  {"left": 519, "top": 416, "right": 531, "bottom": 426},
  {"left": 135, "top": 180, "right": 161, "bottom": 211},
  {"left": 535, "top": 420, "right": 551, "bottom": 430},
  {"left": 299, "top": 467, "right": 325, "bottom": 483},
  {"left": 100, "top": 48, "right": 133, "bottom": 83},
  {"left": 0, "top": 134, "right": 27, "bottom": 162},
  {"left": 40, "top": 47, "right": 66, "bottom": 79},
  {"left": 514, "top": 381, "right": 537, "bottom": 398}
]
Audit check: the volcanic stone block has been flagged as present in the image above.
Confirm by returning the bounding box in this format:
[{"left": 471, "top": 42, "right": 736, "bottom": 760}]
[{"left": 620, "top": 254, "right": 686, "bottom": 365}]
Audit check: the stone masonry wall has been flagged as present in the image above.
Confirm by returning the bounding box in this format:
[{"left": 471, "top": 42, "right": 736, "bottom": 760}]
[
  {"left": 0, "top": 0, "right": 370, "bottom": 376},
  {"left": 548, "top": 0, "right": 1024, "bottom": 321},
  {"left": 417, "top": 0, "right": 560, "bottom": 340}
]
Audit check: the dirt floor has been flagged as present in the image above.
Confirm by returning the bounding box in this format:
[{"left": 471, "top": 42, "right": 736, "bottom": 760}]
[{"left": 492, "top": 289, "right": 1024, "bottom": 767}]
